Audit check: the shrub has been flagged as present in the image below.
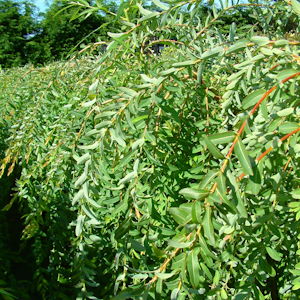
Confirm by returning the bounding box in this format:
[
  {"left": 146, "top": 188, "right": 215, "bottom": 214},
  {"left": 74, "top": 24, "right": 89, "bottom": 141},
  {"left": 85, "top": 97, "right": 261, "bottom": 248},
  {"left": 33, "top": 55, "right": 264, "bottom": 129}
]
[{"left": 0, "top": 0, "right": 300, "bottom": 299}]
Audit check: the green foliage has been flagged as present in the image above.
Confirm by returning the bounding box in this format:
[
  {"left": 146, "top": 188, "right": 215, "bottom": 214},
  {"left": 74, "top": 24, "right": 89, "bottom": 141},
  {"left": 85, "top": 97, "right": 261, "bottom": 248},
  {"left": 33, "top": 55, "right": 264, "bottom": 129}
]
[
  {"left": 29, "top": 0, "right": 110, "bottom": 64},
  {"left": 0, "top": 0, "right": 37, "bottom": 68},
  {"left": 0, "top": 0, "right": 119, "bottom": 68},
  {"left": 0, "top": 0, "right": 300, "bottom": 299}
]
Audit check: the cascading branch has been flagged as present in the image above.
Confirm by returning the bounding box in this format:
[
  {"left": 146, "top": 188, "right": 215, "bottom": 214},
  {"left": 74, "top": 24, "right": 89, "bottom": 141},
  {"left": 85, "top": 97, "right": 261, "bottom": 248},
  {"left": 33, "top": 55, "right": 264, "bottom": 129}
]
[{"left": 0, "top": 0, "right": 300, "bottom": 299}]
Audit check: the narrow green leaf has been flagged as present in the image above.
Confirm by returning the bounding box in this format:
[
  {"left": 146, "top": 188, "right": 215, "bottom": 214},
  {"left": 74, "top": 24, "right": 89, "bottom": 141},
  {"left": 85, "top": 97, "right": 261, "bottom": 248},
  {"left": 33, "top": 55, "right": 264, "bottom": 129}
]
[
  {"left": 171, "top": 288, "right": 180, "bottom": 300},
  {"left": 246, "top": 163, "right": 263, "bottom": 195},
  {"left": 83, "top": 181, "right": 89, "bottom": 199},
  {"left": 250, "top": 36, "right": 269, "bottom": 46},
  {"left": 260, "top": 47, "right": 273, "bottom": 56},
  {"left": 78, "top": 141, "right": 100, "bottom": 150},
  {"left": 75, "top": 153, "right": 91, "bottom": 165},
  {"left": 276, "top": 69, "right": 300, "bottom": 81},
  {"left": 119, "top": 87, "right": 139, "bottom": 97},
  {"left": 118, "top": 171, "right": 136, "bottom": 185},
  {"left": 215, "top": 189, "right": 236, "bottom": 212},
  {"left": 289, "top": 202, "right": 300, "bottom": 208},
  {"left": 137, "top": 3, "right": 153, "bottom": 16},
  {"left": 203, "top": 206, "right": 215, "bottom": 246},
  {"left": 74, "top": 172, "right": 87, "bottom": 187},
  {"left": 110, "top": 129, "right": 126, "bottom": 147},
  {"left": 234, "top": 138, "right": 253, "bottom": 176},
  {"left": 208, "top": 132, "right": 235, "bottom": 144},
  {"left": 220, "top": 289, "right": 228, "bottom": 299},
  {"left": 242, "top": 89, "right": 266, "bottom": 109},
  {"left": 168, "top": 240, "right": 193, "bottom": 248},
  {"left": 192, "top": 201, "right": 203, "bottom": 224},
  {"left": 82, "top": 99, "right": 97, "bottom": 107},
  {"left": 200, "top": 262, "right": 212, "bottom": 280},
  {"left": 155, "top": 272, "right": 175, "bottom": 279},
  {"left": 132, "top": 274, "right": 148, "bottom": 280},
  {"left": 132, "top": 138, "right": 144, "bottom": 150},
  {"left": 87, "top": 198, "right": 102, "bottom": 209},
  {"left": 197, "top": 63, "right": 205, "bottom": 83},
  {"left": 227, "top": 170, "right": 247, "bottom": 218},
  {"left": 172, "top": 60, "right": 197, "bottom": 67},
  {"left": 75, "top": 215, "right": 85, "bottom": 237},
  {"left": 234, "top": 54, "right": 264, "bottom": 68},
  {"left": 203, "top": 136, "right": 224, "bottom": 159},
  {"left": 132, "top": 115, "right": 148, "bottom": 124},
  {"left": 160, "top": 68, "right": 178, "bottom": 76},
  {"left": 226, "top": 41, "right": 247, "bottom": 54},
  {"left": 292, "top": 189, "right": 300, "bottom": 200},
  {"left": 72, "top": 189, "right": 84, "bottom": 205},
  {"left": 215, "top": 173, "right": 226, "bottom": 194},
  {"left": 198, "top": 234, "right": 217, "bottom": 259},
  {"left": 201, "top": 46, "right": 223, "bottom": 59},
  {"left": 179, "top": 188, "right": 209, "bottom": 200},
  {"left": 277, "top": 107, "right": 294, "bottom": 117},
  {"left": 226, "top": 78, "right": 239, "bottom": 90},
  {"left": 140, "top": 11, "right": 159, "bottom": 21},
  {"left": 292, "top": 282, "right": 300, "bottom": 291},
  {"left": 199, "top": 170, "right": 219, "bottom": 189},
  {"left": 169, "top": 203, "right": 192, "bottom": 225},
  {"left": 133, "top": 159, "right": 139, "bottom": 174},
  {"left": 266, "top": 247, "right": 283, "bottom": 262},
  {"left": 229, "top": 22, "right": 236, "bottom": 42},
  {"left": 95, "top": 111, "right": 115, "bottom": 119},
  {"left": 112, "top": 287, "right": 145, "bottom": 300},
  {"left": 278, "top": 122, "right": 299, "bottom": 134},
  {"left": 140, "top": 74, "right": 163, "bottom": 85},
  {"left": 152, "top": 0, "right": 169, "bottom": 10},
  {"left": 0, "top": 287, "right": 16, "bottom": 298},
  {"left": 291, "top": 269, "right": 300, "bottom": 276},
  {"left": 187, "top": 248, "right": 201, "bottom": 287},
  {"left": 274, "top": 39, "right": 289, "bottom": 47},
  {"left": 291, "top": 0, "right": 300, "bottom": 15},
  {"left": 108, "top": 32, "right": 128, "bottom": 39},
  {"left": 227, "top": 69, "right": 247, "bottom": 82},
  {"left": 82, "top": 205, "right": 99, "bottom": 223},
  {"left": 213, "top": 270, "right": 220, "bottom": 286}
]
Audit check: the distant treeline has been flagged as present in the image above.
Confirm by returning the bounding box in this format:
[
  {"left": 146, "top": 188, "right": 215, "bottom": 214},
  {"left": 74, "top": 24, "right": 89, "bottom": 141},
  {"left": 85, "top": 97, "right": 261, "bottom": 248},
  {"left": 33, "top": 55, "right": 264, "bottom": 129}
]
[
  {"left": 0, "top": 0, "right": 119, "bottom": 68},
  {"left": 0, "top": 0, "right": 298, "bottom": 69}
]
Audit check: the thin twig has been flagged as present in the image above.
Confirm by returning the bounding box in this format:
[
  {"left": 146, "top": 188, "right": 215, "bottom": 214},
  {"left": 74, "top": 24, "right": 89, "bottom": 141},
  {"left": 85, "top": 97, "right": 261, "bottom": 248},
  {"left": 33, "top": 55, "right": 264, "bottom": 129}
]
[{"left": 211, "top": 72, "right": 300, "bottom": 193}]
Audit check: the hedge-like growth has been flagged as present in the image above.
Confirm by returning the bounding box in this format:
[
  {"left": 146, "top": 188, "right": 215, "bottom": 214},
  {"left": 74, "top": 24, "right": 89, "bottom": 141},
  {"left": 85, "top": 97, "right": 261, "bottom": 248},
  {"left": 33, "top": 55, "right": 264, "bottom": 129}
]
[{"left": 0, "top": 0, "right": 300, "bottom": 299}]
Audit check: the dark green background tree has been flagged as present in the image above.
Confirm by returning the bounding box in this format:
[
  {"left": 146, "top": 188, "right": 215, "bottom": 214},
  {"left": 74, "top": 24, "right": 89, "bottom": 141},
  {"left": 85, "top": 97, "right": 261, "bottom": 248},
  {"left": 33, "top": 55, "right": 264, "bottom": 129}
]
[
  {"left": 28, "top": 0, "right": 110, "bottom": 64},
  {"left": 0, "top": 0, "right": 37, "bottom": 68},
  {"left": 0, "top": 0, "right": 116, "bottom": 68}
]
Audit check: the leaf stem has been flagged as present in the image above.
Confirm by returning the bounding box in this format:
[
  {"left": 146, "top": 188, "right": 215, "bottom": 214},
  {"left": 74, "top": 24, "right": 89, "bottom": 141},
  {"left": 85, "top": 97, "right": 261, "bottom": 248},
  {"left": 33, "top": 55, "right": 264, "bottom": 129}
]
[
  {"left": 238, "top": 127, "right": 300, "bottom": 181},
  {"left": 211, "top": 72, "right": 300, "bottom": 192}
]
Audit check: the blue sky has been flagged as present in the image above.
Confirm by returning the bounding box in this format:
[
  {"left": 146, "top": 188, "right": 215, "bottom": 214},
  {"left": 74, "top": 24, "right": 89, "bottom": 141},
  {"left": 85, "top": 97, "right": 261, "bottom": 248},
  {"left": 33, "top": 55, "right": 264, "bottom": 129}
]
[{"left": 34, "top": 0, "right": 52, "bottom": 12}]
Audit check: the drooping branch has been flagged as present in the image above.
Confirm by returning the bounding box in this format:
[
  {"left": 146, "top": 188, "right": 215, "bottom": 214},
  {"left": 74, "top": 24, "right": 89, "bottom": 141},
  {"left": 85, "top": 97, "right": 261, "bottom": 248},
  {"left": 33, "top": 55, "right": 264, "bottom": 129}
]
[
  {"left": 238, "top": 128, "right": 300, "bottom": 181},
  {"left": 211, "top": 71, "right": 300, "bottom": 193}
]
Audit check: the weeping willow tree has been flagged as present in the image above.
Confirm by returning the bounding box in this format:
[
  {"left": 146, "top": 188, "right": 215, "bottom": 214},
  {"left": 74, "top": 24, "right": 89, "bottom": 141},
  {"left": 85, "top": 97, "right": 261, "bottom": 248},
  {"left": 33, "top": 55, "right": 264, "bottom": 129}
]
[{"left": 0, "top": 0, "right": 300, "bottom": 299}]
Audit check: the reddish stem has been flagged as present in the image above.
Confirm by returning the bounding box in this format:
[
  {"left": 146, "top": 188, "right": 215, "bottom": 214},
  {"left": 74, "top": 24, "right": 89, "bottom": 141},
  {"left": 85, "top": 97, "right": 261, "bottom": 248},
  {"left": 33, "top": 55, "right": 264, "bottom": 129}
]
[
  {"left": 225, "top": 72, "right": 300, "bottom": 160},
  {"left": 212, "top": 72, "right": 300, "bottom": 190},
  {"left": 238, "top": 128, "right": 300, "bottom": 181}
]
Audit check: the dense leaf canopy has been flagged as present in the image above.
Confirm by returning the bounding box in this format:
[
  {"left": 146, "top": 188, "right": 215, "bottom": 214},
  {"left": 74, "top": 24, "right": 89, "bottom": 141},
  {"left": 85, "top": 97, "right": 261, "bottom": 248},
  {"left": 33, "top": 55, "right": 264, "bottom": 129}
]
[{"left": 0, "top": 0, "right": 300, "bottom": 299}]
